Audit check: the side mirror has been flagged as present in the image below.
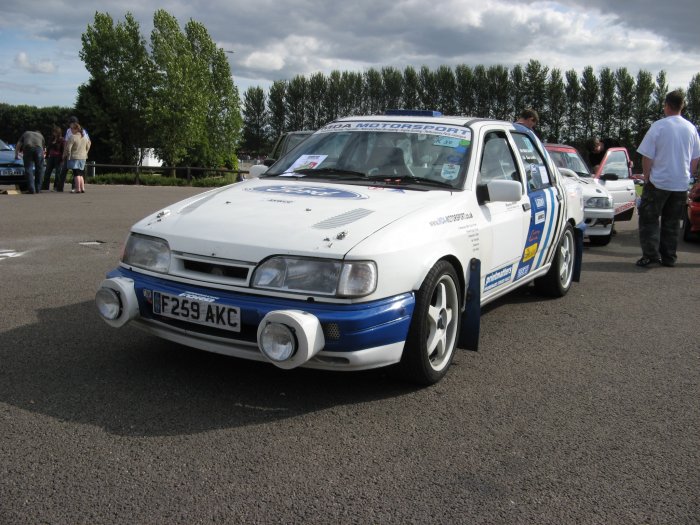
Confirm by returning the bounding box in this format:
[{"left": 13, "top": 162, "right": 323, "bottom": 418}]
[
  {"left": 247, "top": 164, "right": 269, "bottom": 178},
  {"left": 482, "top": 179, "right": 523, "bottom": 203},
  {"left": 600, "top": 173, "right": 619, "bottom": 181},
  {"left": 558, "top": 167, "right": 578, "bottom": 180}
]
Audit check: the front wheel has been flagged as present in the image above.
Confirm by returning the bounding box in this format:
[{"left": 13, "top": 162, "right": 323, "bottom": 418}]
[
  {"left": 398, "top": 261, "right": 461, "bottom": 385},
  {"left": 534, "top": 224, "right": 575, "bottom": 297}
]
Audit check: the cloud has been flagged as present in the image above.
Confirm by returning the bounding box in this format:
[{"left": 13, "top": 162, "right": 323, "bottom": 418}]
[{"left": 14, "top": 52, "right": 56, "bottom": 74}]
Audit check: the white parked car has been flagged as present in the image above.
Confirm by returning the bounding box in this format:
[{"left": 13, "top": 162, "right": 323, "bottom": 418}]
[
  {"left": 558, "top": 167, "right": 615, "bottom": 245},
  {"left": 96, "top": 111, "right": 585, "bottom": 385}
]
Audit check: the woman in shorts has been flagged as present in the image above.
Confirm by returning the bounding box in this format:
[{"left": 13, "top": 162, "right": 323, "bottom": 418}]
[{"left": 63, "top": 122, "right": 91, "bottom": 193}]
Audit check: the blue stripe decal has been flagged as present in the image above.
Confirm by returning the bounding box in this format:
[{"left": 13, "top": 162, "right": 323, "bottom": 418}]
[
  {"left": 514, "top": 187, "right": 549, "bottom": 281},
  {"left": 535, "top": 187, "right": 557, "bottom": 268}
]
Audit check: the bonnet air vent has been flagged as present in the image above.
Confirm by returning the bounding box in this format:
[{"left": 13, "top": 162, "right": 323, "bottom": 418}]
[{"left": 312, "top": 208, "right": 374, "bottom": 229}]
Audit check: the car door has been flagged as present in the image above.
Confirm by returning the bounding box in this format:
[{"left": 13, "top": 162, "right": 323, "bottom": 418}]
[
  {"left": 510, "top": 131, "right": 564, "bottom": 280},
  {"left": 476, "top": 130, "right": 530, "bottom": 296},
  {"left": 596, "top": 148, "right": 636, "bottom": 220}
]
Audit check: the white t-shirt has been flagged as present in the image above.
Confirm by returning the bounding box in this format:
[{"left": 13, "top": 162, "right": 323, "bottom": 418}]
[
  {"left": 637, "top": 115, "right": 700, "bottom": 191},
  {"left": 65, "top": 127, "right": 90, "bottom": 142}
]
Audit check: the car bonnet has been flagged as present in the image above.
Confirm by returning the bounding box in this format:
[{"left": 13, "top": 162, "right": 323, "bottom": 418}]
[{"left": 130, "top": 178, "right": 452, "bottom": 261}]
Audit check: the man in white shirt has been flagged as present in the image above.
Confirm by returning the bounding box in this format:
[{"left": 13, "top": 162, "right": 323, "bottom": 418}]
[{"left": 636, "top": 90, "right": 700, "bottom": 267}]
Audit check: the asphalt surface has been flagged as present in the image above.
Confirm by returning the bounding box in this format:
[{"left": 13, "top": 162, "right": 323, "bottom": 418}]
[{"left": 1, "top": 184, "right": 698, "bottom": 524}]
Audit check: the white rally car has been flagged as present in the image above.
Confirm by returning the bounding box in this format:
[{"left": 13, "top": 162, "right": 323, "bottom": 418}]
[{"left": 96, "top": 111, "right": 584, "bottom": 385}]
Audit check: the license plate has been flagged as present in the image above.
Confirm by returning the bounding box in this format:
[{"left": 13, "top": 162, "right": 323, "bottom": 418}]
[{"left": 153, "top": 291, "right": 240, "bottom": 332}]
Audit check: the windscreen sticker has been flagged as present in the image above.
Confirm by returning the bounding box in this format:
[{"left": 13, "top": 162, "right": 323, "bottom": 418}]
[
  {"left": 434, "top": 137, "right": 461, "bottom": 148},
  {"left": 537, "top": 165, "right": 550, "bottom": 185},
  {"left": 280, "top": 154, "right": 328, "bottom": 175},
  {"left": 441, "top": 163, "right": 461, "bottom": 180},
  {"left": 318, "top": 121, "right": 472, "bottom": 141},
  {"left": 247, "top": 185, "right": 368, "bottom": 199}
]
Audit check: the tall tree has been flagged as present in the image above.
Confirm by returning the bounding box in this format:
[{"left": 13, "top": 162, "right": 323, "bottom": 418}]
[
  {"left": 381, "top": 66, "right": 403, "bottom": 110},
  {"left": 564, "top": 69, "right": 581, "bottom": 143},
  {"left": 580, "top": 66, "right": 599, "bottom": 140},
  {"left": 455, "top": 64, "right": 475, "bottom": 116},
  {"left": 419, "top": 66, "right": 438, "bottom": 110},
  {"left": 487, "top": 65, "right": 511, "bottom": 121},
  {"left": 402, "top": 66, "right": 421, "bottom": 110},
  {"left": 267, "top": 80, "right": 287, "bottom": 140},
  {"left": 509, "top": 64, "right": 526, "bottom": 118},
  {"left": 363, "top": 68, "right": 384, "bottom": 114},
  {"left": 323, "top": 70, "right": 342, "bottom": 123},
  {"left": 285, "top": 75, "right": 307, "bottom": 130},
  {"left": 149, "top": 9, "right": 208, "bottom": 168},
  {"left": 523, "top": 59, "right": 549, "bottom": 116},
  {"left": 632, "top": 70, "right": 655, "bottom": 145},
  {"left": 598, "top": 67, "right": 616, "bottom": 138},
  {"left": 614, "top": 67, "right": 635, "bottom": 146},
  {"left": 306, "top": 72, "right": 327, "bottom": 129},
  {"left": 184, "top": 19, "right": 241, "bottom": 167},
  {"left": 473, "top": 65, "right": 490, "bottom": 118},
  {"left": 340, "top": 71, "right": 363, "bottom": 116},
  {"left": 435, "top": 65, "right": 457, "bottom": 115},
  {"left": 546, "top": 68, "right": 566, "bottom": 142},
  {"left": 652, "top": 70, "right": 669, "bottom": 119},
  {"left": 686, "top": 73, "right": 700, "bottom": 126},
  {"left": 79, "top": 12, "right": 154, "bottom": 164},
  {"left": 241, "top": 86, "right": 267, "bottom": 155}
]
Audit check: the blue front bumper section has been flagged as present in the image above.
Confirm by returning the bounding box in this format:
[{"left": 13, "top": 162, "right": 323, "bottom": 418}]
[{"left": 107, "top": 267, "right": 415, "bottom": 354}]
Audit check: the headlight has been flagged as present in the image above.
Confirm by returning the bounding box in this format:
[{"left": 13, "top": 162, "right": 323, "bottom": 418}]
[
  {"left": 252, "top": 256, "right": 377, "bottom": 297},
  {"left": 586, "top": 196, "right": 613, "bottom": 209},
  {"left": 122, "top": 233, "right": 171, "bottom": 273}
]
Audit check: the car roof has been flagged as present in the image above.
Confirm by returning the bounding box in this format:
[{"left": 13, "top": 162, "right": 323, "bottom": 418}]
[
  {"left": 335, "top": 114, "right": 509, "bottom": 128},
  {"left": 544, "top": 143, "right": 577, "bottom": 151}
]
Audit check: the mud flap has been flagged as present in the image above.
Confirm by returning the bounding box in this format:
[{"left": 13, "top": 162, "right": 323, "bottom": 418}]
[
  {"left": 458, "top": 258, "right": 481, "bottom": 351},
  {"left": 573, "top": 223, "right": 585, "bottom": 282}
]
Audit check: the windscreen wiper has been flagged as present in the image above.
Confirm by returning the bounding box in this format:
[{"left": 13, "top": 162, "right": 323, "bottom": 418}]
[
  {"left": 280, "top": 167, "right": 366, "bottom": 179},
  {"left": 366, "top": 175, "right": 455, "bottom": 189}
]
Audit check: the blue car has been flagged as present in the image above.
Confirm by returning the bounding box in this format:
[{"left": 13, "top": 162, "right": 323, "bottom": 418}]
[{"left": 0, "top": 139, "right": 27, "bottom": 189}]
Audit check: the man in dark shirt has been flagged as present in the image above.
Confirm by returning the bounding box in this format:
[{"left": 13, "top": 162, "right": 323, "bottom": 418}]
[{"left": 16, "top": 130, "right": 45, "bottom": 194}]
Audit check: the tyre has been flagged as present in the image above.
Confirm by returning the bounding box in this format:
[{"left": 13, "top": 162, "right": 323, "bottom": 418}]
[
  {"left": 398, "top": 261, "right": 461, "bottom": 385},
  {"left": 588, "top": 232, "right": 612, "bottom": 246},
  {"left": 534, "top": 224, "right": 575, "bottom": 297}
]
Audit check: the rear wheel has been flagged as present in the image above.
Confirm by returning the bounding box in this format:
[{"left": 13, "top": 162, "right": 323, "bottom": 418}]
[
  {"left": 399, "top": 261, "right": 461, "bottom": 385},
  {"left": 535, "top": 224, "right": 575, "bottom": 297}
]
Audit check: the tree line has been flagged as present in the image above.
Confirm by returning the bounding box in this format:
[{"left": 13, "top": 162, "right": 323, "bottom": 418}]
[
  {"left": 2, "top": 9, "right": 699, "bottom": 169},
  {"left": 241, "top": 62, "right": 700, "bottom": 161}
]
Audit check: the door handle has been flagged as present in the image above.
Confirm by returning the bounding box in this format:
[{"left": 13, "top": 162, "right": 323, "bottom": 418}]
[{"left": 522, "top": 202, "right": 531, "bottom": 211}]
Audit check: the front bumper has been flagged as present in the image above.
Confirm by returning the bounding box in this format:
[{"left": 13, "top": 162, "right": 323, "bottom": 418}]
[
  {"left": 97, "top": 267, "right": 415, "bottom": 371},
  {"left": 583, "top": 207, "right": 614, "bottom": 236}
]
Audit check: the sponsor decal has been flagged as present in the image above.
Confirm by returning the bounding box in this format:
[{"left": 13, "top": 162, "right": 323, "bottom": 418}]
[
  {"left": 615, "top": 201, "right": 635, "bottom": 213},
  {"left": 248, "top": 186, "right": 368, "bottom": 200},
  {"left": 430, "top": 212, "right": 473, "bottom": 227},
  {"left": 515, "top": 264, "right": 531, "bottom": 280},
  {"left": 528, "top": 229, "right": 541, "bottom": 243},
  {"left": 522, "top": 243, "right": 538, "bottom": 262},
  {"left": 484, "top": 265, "right": 513, "bottom": 291},
  {"left": 535, "top": 210, "right": 546, "bottom": 224},
  {"left": 534, "top": 196, "right": 545, "bottom": 208},
  {"left": 178, "top": 291, "right": 218, "bottom": 303},
  {"left": 317, "top": 121, "right": 472, "bottom": 140}
]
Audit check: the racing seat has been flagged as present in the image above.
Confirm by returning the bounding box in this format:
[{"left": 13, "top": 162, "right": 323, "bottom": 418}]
[{"left": 366, "top": 146, "right": 412, "bottom": 177}]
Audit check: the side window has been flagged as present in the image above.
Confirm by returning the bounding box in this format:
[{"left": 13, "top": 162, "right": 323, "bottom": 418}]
[
  {"left": 478, "top": 131, "right": 521, "bottom": 185},
  {"left": 600, "top": 150, "right": 630, "bottom": 179},
  {"left": 511, "top": 133, "right": 552, "bottom": 192}
]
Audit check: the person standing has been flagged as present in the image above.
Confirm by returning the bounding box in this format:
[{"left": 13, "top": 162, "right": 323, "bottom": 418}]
[
  {"left": 514, "top": 108, "right": 539, "bottom": 130},
  {"left": 42, "top": 125, "right": 65, "bottom": 191},
  {"left": 636, "top": 90, "right": 700, "bottom": 267},
  {"left": 15, "top": 130, "right": 45, "bottom": 194},
  {"left": 56, "top": 116, "right": 89, "bottom": 192},
  {"left": 63, "top": 122, "right": 90, "bottom": 194}
]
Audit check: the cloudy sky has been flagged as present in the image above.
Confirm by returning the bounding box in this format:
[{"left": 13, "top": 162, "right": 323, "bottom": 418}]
[{"left": 1, "top": 0, "right": 699, "bottom": 108}]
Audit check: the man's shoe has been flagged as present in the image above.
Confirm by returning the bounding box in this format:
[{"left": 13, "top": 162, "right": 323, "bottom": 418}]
[
  {"left": 636, "top": 256, "right": 661, "bottom": 267},
  {"left": 661, "top": 259, "right": 676, "bottom": 267}
]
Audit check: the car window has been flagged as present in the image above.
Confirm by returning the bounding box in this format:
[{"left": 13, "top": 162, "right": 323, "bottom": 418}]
[
  {"left": 511, "top": 133, "right": 552, "bottom": 192},
  {"left": 477, "top": 131, "right": 520, "bottom": 185},
  {"left": 548, "top": 149, "right": 591, "bottom": 177},
  {"left": 600, "top": 150, "right": 630, "bottom": 179}
]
